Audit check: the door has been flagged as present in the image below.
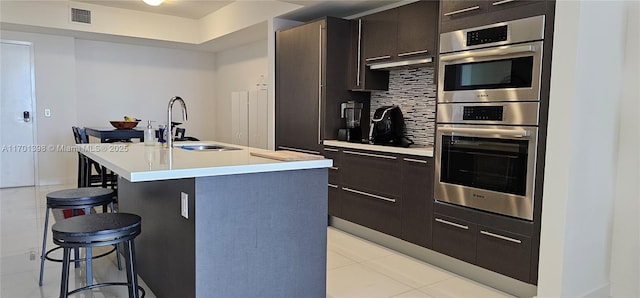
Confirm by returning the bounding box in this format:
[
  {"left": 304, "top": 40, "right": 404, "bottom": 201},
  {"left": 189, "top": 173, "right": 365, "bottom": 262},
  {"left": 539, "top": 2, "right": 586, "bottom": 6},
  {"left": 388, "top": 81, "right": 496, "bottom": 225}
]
[{"left": 1, "top": 41, "right": 36, "bottom": 188}]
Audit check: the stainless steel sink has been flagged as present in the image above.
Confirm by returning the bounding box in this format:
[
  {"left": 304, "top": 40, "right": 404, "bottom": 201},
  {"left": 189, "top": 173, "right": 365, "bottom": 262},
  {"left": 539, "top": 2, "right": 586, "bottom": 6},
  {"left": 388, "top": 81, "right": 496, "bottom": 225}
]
[{"left": 179, "top": 144, "right": 240, "bottom": 151}]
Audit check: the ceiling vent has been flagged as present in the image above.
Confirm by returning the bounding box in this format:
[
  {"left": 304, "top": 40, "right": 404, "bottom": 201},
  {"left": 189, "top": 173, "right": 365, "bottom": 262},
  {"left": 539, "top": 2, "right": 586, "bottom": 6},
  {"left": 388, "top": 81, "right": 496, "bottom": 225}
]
[{"left": 71, "top": 8, "right": 92, "bottom": 24}]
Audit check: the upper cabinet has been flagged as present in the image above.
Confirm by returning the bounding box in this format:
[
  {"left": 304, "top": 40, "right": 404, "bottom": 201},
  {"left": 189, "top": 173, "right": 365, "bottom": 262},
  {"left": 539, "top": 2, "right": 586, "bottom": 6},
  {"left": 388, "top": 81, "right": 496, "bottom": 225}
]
[
  {"left": 440, "top": 0, "right": 549, "bottom": 33},
  {"left": 363, "top": 1, "right": 439, "bottom": 64},
  {"left": 349, "top": 0, "right": 439, "bottom": 91}
]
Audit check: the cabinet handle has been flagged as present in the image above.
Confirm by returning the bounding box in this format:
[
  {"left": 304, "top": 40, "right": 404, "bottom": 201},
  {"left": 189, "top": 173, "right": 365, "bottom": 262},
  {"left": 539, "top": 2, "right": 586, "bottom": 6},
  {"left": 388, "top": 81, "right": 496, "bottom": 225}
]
[
  {"left": 318, "top": 25, "right": 324, "bottom": 145},
  {"left": 278, "top": 146, "right": 320, "bottom": 155},
  {"left": 443, "top": 5, "right": 480, "bottom": 16},
  {"left": 330, "top": 167, "right": 339, "bottom": 170},
  {"left": 492, "top": 0, "right": 515, "bottom": 6},
  {"left": 342, "top": 187, "right": 396, "bottom": 203},
  {"left": 397, "top": 49, "right": 429, "bottom": 57},
  {"left": 343, "top": 150, "right": 397, "bottom": 160},
  {"left": 435, "top": 218, "right": 469, "bottom": 230},
  {"left": 403, "top": 158, "right": 428, "bottom": 164},
  {"left": 356, "top": 19, "right": 362, "bottom": 86},
  {"left": 324, "top": 148, "right": 339, "bottom": 152},
  {"left": 328, "top": 183, "right": 338, "bottom": 189},
  {"left": 365, "top": 55, "right": 391, "bottom": 62},
  {"left": 480, "top": 230, "right": 522, "bottom": 244}
]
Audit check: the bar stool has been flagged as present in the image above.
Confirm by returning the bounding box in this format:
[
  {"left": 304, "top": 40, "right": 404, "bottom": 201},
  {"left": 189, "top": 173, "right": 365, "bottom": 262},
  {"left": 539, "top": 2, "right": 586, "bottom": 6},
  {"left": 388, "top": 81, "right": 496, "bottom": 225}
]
[
  {"left": 39, "top": 188, "right": 121, "bottom": 287},
  {"left": 53, "top": 213, "right": 145, "bottom": 298}
]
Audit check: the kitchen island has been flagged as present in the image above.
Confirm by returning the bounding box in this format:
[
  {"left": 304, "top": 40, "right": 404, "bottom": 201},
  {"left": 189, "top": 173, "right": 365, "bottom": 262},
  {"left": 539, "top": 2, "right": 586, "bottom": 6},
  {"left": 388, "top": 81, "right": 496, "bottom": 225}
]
[{"left": 78, "top": 142, "right": 332, "bottom": 298}]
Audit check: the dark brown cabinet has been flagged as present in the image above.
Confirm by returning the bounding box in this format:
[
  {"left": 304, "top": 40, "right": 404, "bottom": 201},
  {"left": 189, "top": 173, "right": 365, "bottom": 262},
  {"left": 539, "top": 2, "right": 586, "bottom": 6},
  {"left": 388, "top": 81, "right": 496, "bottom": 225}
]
[
  {"left": 432, "top": 208, "right": 533, "bottom": 283},
  {"left": 440, "top": 0, "right": 549, "bottom": 33},
  {"left": 476, "top": 226, "right": 532, "bottom": 282},
  {"left": 432, "top": 214, "right": 477, "bottom": 264},
  {"left": 396, "top": 1, "right": 439, "bottom": 59},
  {"left": 276, "top": 18, "right": 365, "bottom": 154},
  {"left": 363, "top": 1, "right": 439, "bottom": 63},
  {"left": 400, "top": 156, "right": 434, "bottom": 248},
  {"left": 339, "top": 149, "right": 402, "bottom": 238},
  {"left": 324, "top": 147, "right": 342, "bottom": 217},
  {"left": 348, "top": 19, "right": 389, "bottom": 91}
]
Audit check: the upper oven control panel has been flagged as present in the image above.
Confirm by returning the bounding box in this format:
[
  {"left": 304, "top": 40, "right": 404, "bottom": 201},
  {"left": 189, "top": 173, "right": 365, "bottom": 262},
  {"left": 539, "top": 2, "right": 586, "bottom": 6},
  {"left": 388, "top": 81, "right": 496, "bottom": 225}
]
[
  {"left": 440, "top": 15, "right": 545, "bottom": 53},
  {"left": 467, "top": 25, "right": 508, "bottom": 46}
]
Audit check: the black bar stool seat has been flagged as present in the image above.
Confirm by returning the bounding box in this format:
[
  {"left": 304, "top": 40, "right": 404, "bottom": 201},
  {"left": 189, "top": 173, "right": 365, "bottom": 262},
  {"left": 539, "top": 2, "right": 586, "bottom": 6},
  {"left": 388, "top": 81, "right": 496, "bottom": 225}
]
[
  {"left": 39, "top": 188, "right": 121, "bottom": 287},
  {"left": 53, "top": 213, "right": 145, "bottom": 298}
]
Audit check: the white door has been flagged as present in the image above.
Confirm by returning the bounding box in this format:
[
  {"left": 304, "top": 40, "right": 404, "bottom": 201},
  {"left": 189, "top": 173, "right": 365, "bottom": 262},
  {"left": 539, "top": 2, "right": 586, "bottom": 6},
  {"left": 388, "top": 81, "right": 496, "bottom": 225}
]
[{"left": 0, "top": 41, "right": 36, "bottom": 188}]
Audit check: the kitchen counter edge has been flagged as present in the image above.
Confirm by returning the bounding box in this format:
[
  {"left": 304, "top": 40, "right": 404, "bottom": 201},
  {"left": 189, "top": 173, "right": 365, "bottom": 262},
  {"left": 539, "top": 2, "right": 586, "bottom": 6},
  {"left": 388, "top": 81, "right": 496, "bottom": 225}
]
[{"left": 323, "top": 140, "right": 433, "bottom": 157}]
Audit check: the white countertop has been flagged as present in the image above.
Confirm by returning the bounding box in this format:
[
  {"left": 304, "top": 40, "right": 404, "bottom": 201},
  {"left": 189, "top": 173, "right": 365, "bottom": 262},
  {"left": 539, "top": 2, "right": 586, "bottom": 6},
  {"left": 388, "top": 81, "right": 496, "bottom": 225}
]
[
  {"left": 323, "top": 140, "right": 434, "bottom": 157},
  {"left": 79, "top": 141, "right": 332, "bottom": 182}
]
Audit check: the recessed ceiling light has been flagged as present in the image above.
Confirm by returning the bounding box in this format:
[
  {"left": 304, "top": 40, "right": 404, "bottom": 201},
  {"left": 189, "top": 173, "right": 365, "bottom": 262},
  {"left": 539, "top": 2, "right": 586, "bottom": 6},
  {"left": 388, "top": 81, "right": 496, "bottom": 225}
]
[{"left": 143, "top": 0, "right": 164, "bottom": 6}]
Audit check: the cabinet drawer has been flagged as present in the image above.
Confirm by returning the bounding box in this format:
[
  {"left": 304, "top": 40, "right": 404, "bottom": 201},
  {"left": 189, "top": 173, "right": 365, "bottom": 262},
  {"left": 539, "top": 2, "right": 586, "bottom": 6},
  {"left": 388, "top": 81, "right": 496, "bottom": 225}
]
[
  {"left": 476, "top": 226, "right": 532, "bottom": 282},
  {"left": 341, "top": 149, "right": 401, "bottom": 197},
  {"left": 341, "top": 186, "right": 401, "bottom": 237},
  {"left": 432, "top": 214, "right": 476, "bottom": 264}
]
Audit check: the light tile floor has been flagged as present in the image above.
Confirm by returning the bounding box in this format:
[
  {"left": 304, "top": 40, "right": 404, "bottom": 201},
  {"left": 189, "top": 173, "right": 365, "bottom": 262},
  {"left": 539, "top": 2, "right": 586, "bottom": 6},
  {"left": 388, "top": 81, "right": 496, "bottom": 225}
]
[{"left": 1, "top": 184, "right": 513, "bottom": 298}]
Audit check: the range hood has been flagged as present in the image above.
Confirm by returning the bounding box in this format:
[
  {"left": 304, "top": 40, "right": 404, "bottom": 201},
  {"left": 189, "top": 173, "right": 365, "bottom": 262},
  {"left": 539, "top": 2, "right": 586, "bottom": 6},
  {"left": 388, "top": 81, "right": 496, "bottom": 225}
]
[{"left": 368, "top": 57, "right": 433, "bottom": 70}]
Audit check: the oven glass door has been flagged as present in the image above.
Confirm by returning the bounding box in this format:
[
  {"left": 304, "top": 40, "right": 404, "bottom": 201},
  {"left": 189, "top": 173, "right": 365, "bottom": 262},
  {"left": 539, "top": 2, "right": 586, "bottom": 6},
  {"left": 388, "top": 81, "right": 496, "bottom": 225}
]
[
  {"left": 443, "top": 57, "right": 533, "bottom": 91},
  {"left": 437, "top": 41, "right": 543, "bottom": 103},
  {"left": 440, "top": 135, "right": 528, "bottom": 195},
  {"left": 434, "top": 125, "right": 538, "bottom": 220}
]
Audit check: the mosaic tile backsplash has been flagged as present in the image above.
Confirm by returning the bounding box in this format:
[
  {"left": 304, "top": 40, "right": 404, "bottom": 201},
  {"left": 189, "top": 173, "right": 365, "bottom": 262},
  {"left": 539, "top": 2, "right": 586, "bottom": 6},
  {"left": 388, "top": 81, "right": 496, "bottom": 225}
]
[{"left": 370, "top": 67, "right": 436, "bottom": 147}]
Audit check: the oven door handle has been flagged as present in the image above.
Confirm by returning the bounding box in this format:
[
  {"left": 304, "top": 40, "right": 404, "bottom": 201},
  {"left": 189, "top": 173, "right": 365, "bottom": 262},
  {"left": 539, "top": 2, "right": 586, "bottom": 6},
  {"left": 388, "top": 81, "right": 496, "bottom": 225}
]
[
  {"left": 440, "top": 45, "right": 536, "bottom": 62},
  {"left": 438, "top": 127, "right": 531, "bottom": 138}
]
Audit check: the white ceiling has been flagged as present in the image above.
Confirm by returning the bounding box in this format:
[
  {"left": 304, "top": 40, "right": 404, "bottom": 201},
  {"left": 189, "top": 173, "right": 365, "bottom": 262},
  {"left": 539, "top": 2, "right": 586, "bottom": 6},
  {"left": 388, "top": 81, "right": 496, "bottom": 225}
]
[{"left": 72, "top": 0, "right": 405, "bottom": 21}]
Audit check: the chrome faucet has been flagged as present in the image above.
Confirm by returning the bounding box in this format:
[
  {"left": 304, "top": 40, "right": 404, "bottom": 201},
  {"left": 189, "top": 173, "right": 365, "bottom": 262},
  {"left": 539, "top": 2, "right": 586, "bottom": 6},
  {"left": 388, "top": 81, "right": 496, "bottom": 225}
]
[{"left": 167, "top": 96, "right": 188, "bottom": 150}]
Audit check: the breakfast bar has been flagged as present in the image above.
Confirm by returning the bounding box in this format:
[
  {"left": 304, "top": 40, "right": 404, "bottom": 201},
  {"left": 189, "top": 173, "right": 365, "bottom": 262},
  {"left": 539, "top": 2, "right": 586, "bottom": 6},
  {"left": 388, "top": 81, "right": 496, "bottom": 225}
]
[{"left": 78, "top": 142, "right": 331, "bottom": 297}]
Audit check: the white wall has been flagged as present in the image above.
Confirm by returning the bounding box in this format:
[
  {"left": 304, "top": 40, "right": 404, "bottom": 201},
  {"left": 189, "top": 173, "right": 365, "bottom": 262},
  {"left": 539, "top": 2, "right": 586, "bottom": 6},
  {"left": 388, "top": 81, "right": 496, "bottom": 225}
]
[
  {"left": 1, "top": 30, "right": 78, "bottom": 185},
  {"left": 538, "top": 0, "right": 632, "bottom": 296},
  {"left": 74, "top": 39, "right": 216, "bottom": 141},
  {"left": 213, "top": 39, "right": 268, "bottom": 144},
  {"left": 0, "top": 30, "right": 218, "bottom": 185},
  {"left": 609, "top": 1, "right": 640, "bottom": 297}
]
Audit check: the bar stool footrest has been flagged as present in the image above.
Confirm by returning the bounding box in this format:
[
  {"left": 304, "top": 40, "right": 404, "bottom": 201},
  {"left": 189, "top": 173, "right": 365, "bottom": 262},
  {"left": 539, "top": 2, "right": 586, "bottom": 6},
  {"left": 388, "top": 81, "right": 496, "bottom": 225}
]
[
  {"left": 67, "top": 282, "right": 145, "bottom": 297},
  {"left": 44, "top": 245, "right": 117, "bottom": 263}
]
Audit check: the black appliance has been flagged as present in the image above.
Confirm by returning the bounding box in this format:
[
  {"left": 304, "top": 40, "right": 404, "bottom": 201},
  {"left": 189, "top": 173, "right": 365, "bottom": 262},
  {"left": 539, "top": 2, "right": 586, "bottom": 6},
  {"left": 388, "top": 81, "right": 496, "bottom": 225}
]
[{"left": 369, "top": 106, "right": 411, "bottom": 147}]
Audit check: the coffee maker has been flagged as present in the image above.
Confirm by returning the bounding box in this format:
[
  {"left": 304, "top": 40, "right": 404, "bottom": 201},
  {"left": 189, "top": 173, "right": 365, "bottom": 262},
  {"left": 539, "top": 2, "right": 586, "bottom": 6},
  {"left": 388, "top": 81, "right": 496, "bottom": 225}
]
[{"left": 338, "top": 101, "right": 363, "bottom": 143}]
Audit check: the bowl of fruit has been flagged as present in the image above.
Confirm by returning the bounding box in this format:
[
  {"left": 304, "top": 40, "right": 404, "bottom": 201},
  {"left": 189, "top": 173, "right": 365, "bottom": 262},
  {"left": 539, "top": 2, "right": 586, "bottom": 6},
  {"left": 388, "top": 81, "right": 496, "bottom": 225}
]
[{"left": 110, "top": 116, "right": 140, "bottom": 129}]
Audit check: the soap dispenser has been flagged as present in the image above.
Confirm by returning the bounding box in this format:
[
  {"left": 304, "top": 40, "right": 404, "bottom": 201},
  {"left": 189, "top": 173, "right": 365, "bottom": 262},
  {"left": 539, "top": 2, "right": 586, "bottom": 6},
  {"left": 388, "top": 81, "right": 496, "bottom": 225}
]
[{"left": 144, "top": 121, "right": 156, "bottom": 146}]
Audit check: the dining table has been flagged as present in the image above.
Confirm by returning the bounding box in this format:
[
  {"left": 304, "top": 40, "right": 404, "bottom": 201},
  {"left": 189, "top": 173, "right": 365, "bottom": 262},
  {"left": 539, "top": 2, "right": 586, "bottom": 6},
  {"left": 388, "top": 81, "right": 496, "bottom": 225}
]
[{"left": 84, "top": 127, "right": 145, "bottom": 143}]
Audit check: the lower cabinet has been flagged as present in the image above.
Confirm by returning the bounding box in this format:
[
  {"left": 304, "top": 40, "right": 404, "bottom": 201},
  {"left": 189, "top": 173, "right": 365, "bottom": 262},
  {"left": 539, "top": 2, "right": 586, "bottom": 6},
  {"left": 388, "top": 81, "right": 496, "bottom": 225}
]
[
  {"left": 341, "top": 185, "right": 402, "bottom": 237},
  {"left": 476, "top": 226, "right": 532, "bottom": 282},
  {"left": 432, "top": 213, "right": 532, "bottom": 282},
  {"left": 326, "top": 146, "right": 433, "bottom": 244},
  {"left": 400, "top": 155, "right": 433, "bottom": 248}
]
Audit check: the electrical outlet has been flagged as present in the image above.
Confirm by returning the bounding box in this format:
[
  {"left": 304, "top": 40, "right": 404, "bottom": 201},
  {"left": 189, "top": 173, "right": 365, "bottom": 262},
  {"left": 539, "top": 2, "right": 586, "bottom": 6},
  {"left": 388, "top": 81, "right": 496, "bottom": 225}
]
[
  {"left": 181, "top": 192, "right": 188, "bottom": 219},
  {"left": 44, "top": 108, "right": 51, "bottom": 117}
]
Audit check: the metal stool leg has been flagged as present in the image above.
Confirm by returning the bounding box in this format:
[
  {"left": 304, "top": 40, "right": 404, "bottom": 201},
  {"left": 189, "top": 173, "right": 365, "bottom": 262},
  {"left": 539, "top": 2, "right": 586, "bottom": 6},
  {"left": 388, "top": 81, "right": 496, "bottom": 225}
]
[
  {"left": 60, "top": 247, "right": 71, "bottom": 298},
  {"left": 111, "top": 201, "right": 123, "bottom": 270},
  {"left": 125, "top": 240, "right": 140, "bottom": 298},
  {"left": 38, "top": 207, "right": 50, "bottom": 286},
  {"left": 86, "top": 247, "right": 93, "bottom": 286}
]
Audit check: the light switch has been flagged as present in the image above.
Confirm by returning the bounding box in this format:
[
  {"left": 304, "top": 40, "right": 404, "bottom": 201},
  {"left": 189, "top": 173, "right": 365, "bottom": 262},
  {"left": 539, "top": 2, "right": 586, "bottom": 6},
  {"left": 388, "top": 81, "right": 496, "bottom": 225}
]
[
  {"left": 181, "top": 192, "right": 189, "bottom": 219},
  {"left": 44, "top": 108, "right": 51, "bottom": 117}
]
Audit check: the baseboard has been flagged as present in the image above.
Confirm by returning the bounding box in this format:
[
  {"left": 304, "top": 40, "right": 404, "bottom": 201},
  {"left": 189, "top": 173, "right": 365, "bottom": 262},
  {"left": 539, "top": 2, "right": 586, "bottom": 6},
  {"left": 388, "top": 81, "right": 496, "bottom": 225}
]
[{"left": 330, "top": 216, "right": 538, "bottom": 298}]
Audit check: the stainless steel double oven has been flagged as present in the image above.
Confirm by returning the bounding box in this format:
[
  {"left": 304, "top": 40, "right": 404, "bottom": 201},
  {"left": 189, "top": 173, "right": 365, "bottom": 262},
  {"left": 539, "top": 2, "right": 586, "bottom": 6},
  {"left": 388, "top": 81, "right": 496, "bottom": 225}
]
[{"left": 435, "top": 16, "right": 545, "bottom": 220}]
